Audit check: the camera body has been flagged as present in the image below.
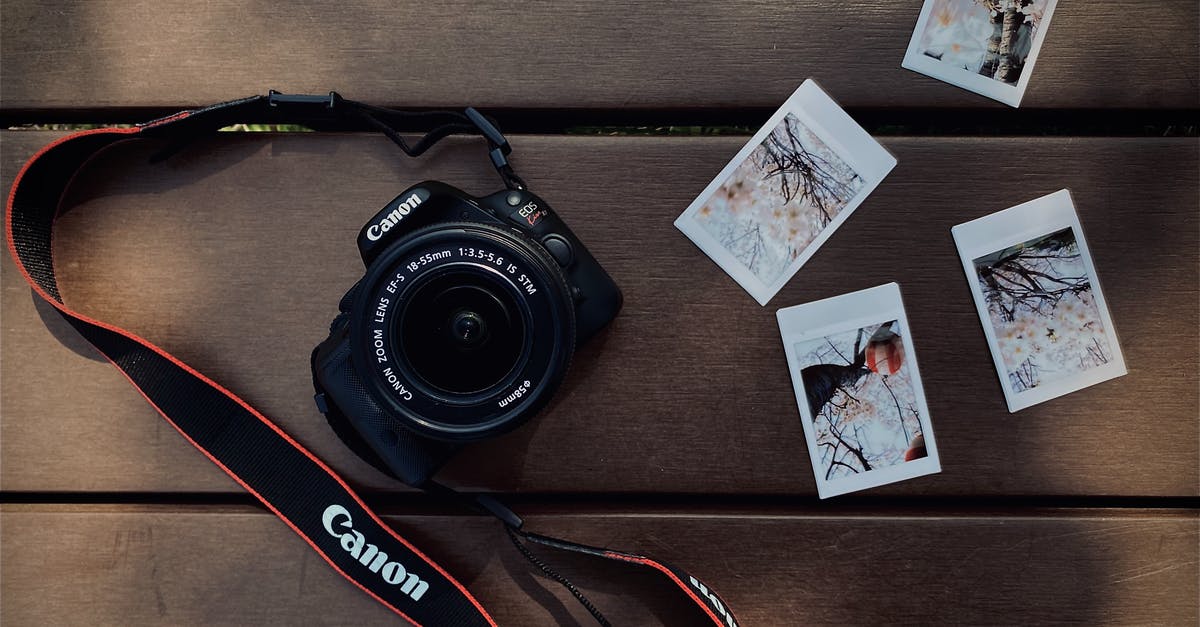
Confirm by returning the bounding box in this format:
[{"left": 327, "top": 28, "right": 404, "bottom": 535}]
[{"left": 312, "top": 181, "right": 621, "bottom": 486}]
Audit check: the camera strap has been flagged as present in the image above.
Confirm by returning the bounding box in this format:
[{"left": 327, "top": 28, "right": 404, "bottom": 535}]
[{"left": 5, "top": 93, "right": 738, "bottom": 627}]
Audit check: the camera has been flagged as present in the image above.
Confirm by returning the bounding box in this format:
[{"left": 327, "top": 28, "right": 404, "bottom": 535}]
[{"left": 312, "top": 181, "right": 622, "bottom": 486}]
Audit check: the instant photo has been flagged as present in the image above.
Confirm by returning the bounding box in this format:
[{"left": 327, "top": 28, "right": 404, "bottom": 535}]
[
  {"left": 778, "top": 283, "right": 940, "bottom": 498},
  {"left": 953, "top": 190, "right": 1127, "bottom": 412},
  {"left": 675, "top": 79, "right": 896, "bottom": 306},
  {"left": 902, "top": 0, "right": 1059, "bottom": 107}
]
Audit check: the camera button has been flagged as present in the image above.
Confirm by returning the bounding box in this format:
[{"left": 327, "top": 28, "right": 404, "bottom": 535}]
[
  {"left": 314, "top": 392, "right": 330, "bottom": 414},
  {"left": 505, "top": 191, "right": 523, "bottom": 206},
  {"left": 541, "top": 234, "right": 574, "bottom": 267}
]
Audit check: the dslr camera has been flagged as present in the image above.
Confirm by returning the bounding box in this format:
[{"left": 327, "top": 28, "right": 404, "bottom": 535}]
[{"left": 312, "top": 181, "right": 621, "bottom": 486}]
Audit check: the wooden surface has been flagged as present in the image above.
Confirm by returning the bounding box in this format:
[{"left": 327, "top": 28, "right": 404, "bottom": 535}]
[
  {"left": 2, "top": 130, "right": 1197, "bottom": 625},
  {"left": 3, "top": 506, "right": 1197, "bottom": 626},
  {"left": 2, "top": 132, "right": 1197, "bottom": 498},
  {"left": 1, "top": 1, "right": 1197, "bottom": 112},
  {"left": 2, "top": 1, "right": 1199, "bottom": 625}
]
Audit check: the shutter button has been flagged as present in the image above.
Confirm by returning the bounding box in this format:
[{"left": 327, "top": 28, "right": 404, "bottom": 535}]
[
  {"left": 506, "top": 191, "right": 523, "bottom": 206},
  {"left": 541, "top": 235, "right": 574, "bottom": 266}
]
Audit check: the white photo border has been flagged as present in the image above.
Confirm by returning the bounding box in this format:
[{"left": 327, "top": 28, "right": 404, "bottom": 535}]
[
  {"left": 777, "top": 283, "right": 941, "bottom": 498},
  {"left": 952, "top": 189, "right": 1128, "bottom": 412},
  {"left": 901, "top": 0, "right": 1060, "bottom": 108},
  {"left": 675, "top": 78, "right": 897, "bottom": 306}
]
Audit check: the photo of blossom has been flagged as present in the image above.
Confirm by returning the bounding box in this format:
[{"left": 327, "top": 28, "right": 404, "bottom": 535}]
[
  {"left": 795, "top": 321, "right": 929, "bottom": 481},
  {"left": 780, "top": 283, "right": 939, "bottom": 496},
  {"left": 678, "top": 80, "right": 896, "bottom": 305},
  {"left": 973, "top": 227, "right": 1114, "bottom": 393},
  {"left": 693, "top": 113, "right": 864, "bottom": 287},
  {"left": 918, "top": 0, "right": 1051, "bottom": 85},
  {"left": 903, "top": 0, "right": 1058, "bottom": 106},
  {"left": 953, "top": 190, "right": 1126, "bottom": 411}
]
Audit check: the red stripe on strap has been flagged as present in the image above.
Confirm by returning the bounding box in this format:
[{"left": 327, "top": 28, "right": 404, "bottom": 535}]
[
  {"left": 5, "top": 126, "right": 497, "bottom": 627},
  {"left": 602, "top": 551, "right": 732, "bottom": 626}
]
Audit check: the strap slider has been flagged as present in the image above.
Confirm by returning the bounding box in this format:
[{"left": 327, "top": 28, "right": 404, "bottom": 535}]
[
  {"left": 466, "top": 108, "right": 525, "bottom": 190},
  {"left": 267, "top": 90, "right": 342, "bottom": 113},
  {"left": 464, "top": 107, "right": 510, "bottom": 155}
]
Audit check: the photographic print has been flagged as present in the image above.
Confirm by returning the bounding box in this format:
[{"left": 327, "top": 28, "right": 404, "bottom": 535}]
[
  {"left": 676, "top": 79, "right": 897, "bottom": 306},
  {"left": 953, "top": 190, "right": 1127, "bottom": 412},
  {"left": 694, "top": 114, "right": 864, "bottom": 288},
  {"left": 778, "top": 283, "right": 940, "bottom": 498},
  {"left": 902, "top": 0, "right": 1059, "bottom": 107}
]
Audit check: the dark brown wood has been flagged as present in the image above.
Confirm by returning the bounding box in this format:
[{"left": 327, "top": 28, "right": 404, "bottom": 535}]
[
  {"left": 3, "top": 3, "right": 1196, "bottom": 625},
  {"left": 1, "top": 505, "right": 1195, "bottom": 625},
  {"left": 1, "top": 1, "right": 1197, "bottom": 111},
  {"left": 2, "top": 131, "right": 1196, "bottom": 497}
]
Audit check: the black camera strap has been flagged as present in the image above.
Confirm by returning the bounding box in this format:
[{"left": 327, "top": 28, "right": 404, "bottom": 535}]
[{"left": 6, "top": 93, "right": 738, "bottom": 627}]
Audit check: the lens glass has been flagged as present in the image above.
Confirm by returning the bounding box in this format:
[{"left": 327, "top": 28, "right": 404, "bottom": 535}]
[{"left": 396, "top": 267, "right": 526, "bottom": 396}]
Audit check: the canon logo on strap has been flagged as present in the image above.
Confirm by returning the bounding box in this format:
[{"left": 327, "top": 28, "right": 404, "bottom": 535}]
[
  {"left": 690, "top": 575, "right": 738, "bottom": 627},
  {"left": 366, "top": 193, "right": 423, "bottom": 241},
  {"left": 322, "top": 504, "right": 429, "bottom": 601}
]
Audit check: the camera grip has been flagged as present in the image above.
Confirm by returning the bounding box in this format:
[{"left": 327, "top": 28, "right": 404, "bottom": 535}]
[{"left": 311, "top": 337, "right": 458, "bottom": 486}]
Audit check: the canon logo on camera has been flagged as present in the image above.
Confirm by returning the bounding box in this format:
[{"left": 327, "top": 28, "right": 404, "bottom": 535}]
[
  {"left": 322, "top": 504, "right": 429, "bottom": 601},
  {"left": 366, "top": 193, "right": 423, "bottom": 241}
]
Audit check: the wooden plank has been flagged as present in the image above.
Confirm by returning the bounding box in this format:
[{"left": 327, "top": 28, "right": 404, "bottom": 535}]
[
  {"left": 1, "top": 132, "right": 1197, "bottom": 497},
  {"left": 1, "top": 506, "right": 1195, "bottom": 625},
  {"left": 1, "top": 1, "right": 1197, "bottom": 112}
]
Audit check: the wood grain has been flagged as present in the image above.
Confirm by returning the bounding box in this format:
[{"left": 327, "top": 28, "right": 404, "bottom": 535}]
[
  {"left": 2, "top": 131, "right": 1196, "bottom": 497},
  {"left": 2, "top": 506, "right": 1195, "bottom": 626},
  {"left": 1, "top": 1, "right": 1197, "bottom": 112}
]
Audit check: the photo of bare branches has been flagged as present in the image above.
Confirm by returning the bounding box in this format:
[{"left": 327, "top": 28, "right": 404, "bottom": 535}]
[
  {"left": 918, "top": 0, "right": 1051, "bottom": 85},
  {"left": 693, "top": 113, "right": 864, "bottom": 286},
  {"left": 973, "top": 227, "right": 1113, "bottom": 392},
  {"left": 796, "top": 321, "right": 929, "bottom": 481}
]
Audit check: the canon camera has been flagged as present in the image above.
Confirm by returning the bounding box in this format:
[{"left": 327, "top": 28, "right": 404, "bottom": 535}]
[{"left": 312, "top": 182, "right": 621, "bottom": 486}]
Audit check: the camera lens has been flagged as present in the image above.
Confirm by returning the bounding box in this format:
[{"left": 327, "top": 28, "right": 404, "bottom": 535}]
[
  {"left": 396, "top": 269, "right": 527, "bottom": 396},
  {"left": 349, "top": 222, "right": 576, "bottom": 441}
]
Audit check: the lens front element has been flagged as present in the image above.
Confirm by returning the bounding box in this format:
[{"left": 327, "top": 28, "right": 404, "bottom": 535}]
[{"left": 398, "top": 272, "right": 526, "bottom": 396}]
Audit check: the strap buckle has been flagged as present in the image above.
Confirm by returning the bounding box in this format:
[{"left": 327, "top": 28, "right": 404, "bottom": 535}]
[{"left": 267, "top": 90, "right": 342, "bottom": 115}]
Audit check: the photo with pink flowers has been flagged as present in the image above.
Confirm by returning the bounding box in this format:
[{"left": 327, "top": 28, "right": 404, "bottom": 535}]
[
  {"left": 778, "top": 283, "right": 940, "bottom": 497},
  {"left": 677, "top": 80, "right": 896, "bottom": 305},
  {"left": 694, "top": 113, "right": 864, "bottom": 287},
  {"left": 903, "top": 0, "right": 1058, "bottom": 106},
  {"left": 917, "top": 0, "right": 1052, "bottom": 86},
  {"left": 972, "top": 227, "right": 1114, "bottom": 392},
  {"left": 795, "top": 321, "right": 929, "bottom": 481}
]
